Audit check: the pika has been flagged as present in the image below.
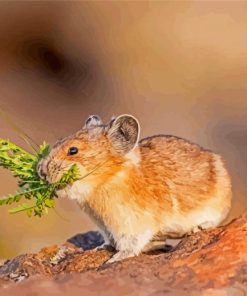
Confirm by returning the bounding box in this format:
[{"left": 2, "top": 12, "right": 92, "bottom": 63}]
[{"left": 37, "top": 114, "right": 232, "bottom": 263}]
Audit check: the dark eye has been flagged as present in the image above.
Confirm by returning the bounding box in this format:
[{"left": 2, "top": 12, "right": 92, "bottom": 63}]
[{"left": 68, "top": 147, "right": 78, "bottom": 156}]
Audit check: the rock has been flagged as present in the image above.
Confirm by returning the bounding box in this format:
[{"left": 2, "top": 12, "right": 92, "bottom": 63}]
[
  {"left": 67, "top": 231, "right": 104, "bottom": 250},
  {"left": 0, "top": 214, "right": 246, "bottom": 295}
]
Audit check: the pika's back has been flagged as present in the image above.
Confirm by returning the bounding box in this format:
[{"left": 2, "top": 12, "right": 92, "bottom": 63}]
[
  {"left": 139, "top": 135, "right": 212, "bottom": 171},
  {"left": 138, "top": 135, "right": 231, "bottom": 212}
]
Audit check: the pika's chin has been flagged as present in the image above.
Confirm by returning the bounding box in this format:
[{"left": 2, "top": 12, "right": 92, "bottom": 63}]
[{"left": 56, "top": 181, "right": 93, "bottom": 205}]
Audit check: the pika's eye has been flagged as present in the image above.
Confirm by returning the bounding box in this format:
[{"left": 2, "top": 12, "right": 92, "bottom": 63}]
[{"left": 68, "top": 147, "right": 78, "bottom": 156}]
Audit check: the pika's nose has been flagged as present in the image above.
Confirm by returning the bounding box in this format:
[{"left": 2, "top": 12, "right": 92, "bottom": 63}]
[{"left": 37, "top": 162, "right": 47, "bottom": 180}]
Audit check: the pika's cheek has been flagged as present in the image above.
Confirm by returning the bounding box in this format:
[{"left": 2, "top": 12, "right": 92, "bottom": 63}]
[{"left": 77, "top": 165, "right": 89, "bottom": 178}]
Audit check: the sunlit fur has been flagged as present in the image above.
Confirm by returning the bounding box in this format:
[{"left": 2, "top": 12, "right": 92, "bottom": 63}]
[{"left": 38, "top": 115, "right": 232, "bottom": 263}]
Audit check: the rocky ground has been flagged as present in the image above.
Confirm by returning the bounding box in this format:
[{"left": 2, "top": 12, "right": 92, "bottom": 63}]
[{"left": 0, "top": 214, "right": 246, "bottom": 295}]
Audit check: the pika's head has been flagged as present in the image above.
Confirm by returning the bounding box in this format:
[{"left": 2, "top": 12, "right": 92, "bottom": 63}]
[{"left": 37, "top": 114, "right": 140, "bottom": 185}]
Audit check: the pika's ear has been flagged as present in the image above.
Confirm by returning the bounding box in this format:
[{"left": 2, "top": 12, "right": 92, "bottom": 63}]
[
  {"left": 84, "top": 115, "right": 102, "bottom": 129},
  {"left": 107, "top": 114, "right": 140, "bottom": 154}
]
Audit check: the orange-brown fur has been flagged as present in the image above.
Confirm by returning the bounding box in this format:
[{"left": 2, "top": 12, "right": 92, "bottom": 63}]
[{"left": 38, "top": 115, "right": 232, "bottom": 263}]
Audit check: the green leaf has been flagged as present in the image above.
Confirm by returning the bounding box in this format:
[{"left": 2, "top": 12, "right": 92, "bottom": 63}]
[
  {"left": 44, "top": 199, "right": 55, "bottom": 208},
  {"left": 8, "top": 203, "right": 33, "bottom": 214},
  {"left": 0, "top": 138, "right": 79, "bottom": 217},
  {"left": 27, "top": 209, "right": 33, "bottom": 218}
]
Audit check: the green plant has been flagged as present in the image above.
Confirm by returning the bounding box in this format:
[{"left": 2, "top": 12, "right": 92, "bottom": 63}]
[{"left": 0, "top": 139, "right": 78, "bottom": 217}]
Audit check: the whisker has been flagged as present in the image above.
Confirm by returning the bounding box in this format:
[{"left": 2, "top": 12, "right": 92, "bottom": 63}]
[{"left": 0, "top": 105, "right": 39, "bottom": 153}]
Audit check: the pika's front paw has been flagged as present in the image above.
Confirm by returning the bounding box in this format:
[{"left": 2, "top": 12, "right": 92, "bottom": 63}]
[
  {"left": 94, "top": 243, "right": 115, "bottom": 252},
  {"left": 106, "top": 251, "right": 136, "bottom": 264}
]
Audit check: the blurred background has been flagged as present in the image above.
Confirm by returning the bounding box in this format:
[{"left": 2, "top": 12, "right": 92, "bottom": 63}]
[{"left": 0, "top": 1, "right": 247, "bottom": 259}]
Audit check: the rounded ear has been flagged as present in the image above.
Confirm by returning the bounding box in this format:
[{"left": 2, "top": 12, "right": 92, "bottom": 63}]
[
  {"left": 107, "top": 114, "right": 140, "bottom": 154},
  {"left": 84, "top": 115, "right": 102, "bottom": 129}
]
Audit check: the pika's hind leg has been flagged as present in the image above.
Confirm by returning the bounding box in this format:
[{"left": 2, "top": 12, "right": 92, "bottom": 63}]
[
  {"left": 188, "top": 221, "right": 217, "bottom": 236},
  {"left": 141, "top": 232, "right": 169, "bottom": 252},
  {"left": 143, "top": 240, "right": 167, "bottom": 252}
]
